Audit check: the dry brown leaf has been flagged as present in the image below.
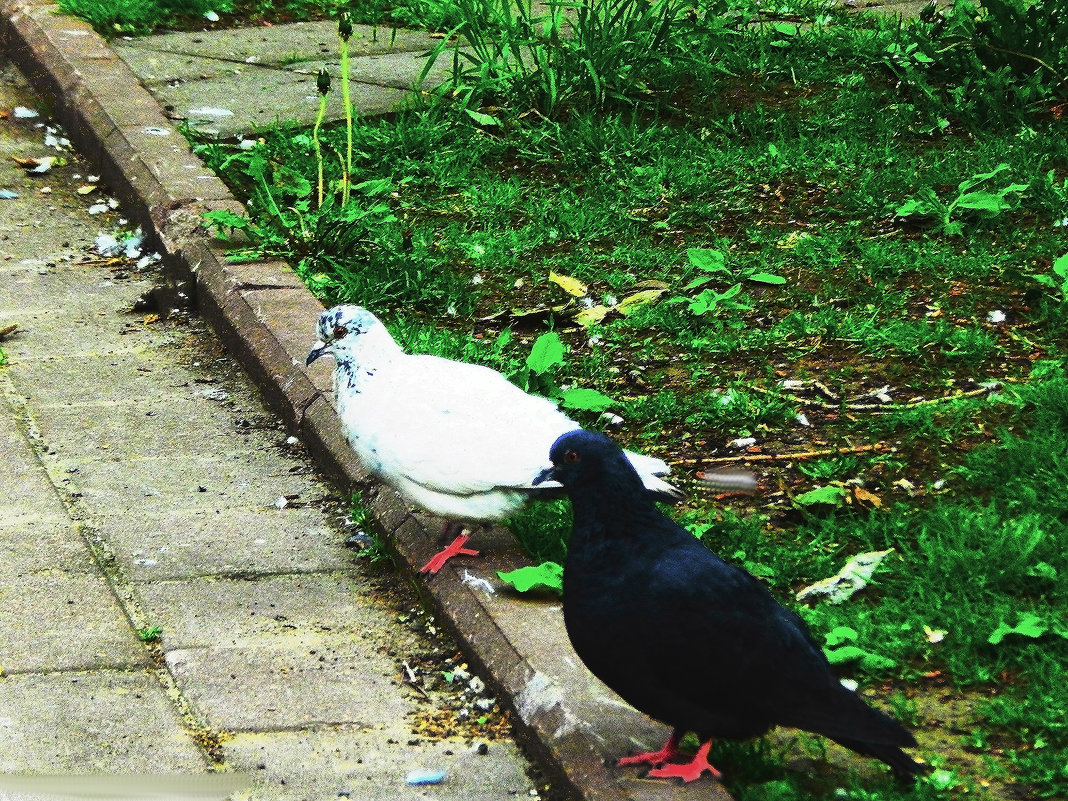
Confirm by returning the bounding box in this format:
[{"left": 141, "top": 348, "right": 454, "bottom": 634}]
[{"left": 852, "top": 487, "right": 883, "bottom": 507}]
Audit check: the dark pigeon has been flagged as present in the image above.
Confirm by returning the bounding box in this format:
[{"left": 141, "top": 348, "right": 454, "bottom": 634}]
[{"left": 535, "top": 429, "right": 925, "bottom": 783}]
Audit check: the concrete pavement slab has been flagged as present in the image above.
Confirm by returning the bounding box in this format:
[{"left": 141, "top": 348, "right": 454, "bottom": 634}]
[
  {"left": 116, "top": 21, "right": 440, "bottom": 66},
  {"left": 97, "top": 505, "right": 353, "bottom": 581},
  {"left": 224, "top": 729, "right": 534, "bottom": 800},
  {"left": 164, "top": 641, "right": 412, "bottom": 731},
  {"left": 152, "top": 70, "right": 412, "bottom": 138},
  {"left": 0, "top": 45, "right": 544, "bottom": 798},
  {"left": 135, "top": 572, "right": 398, "bottom": 650},
  {"left": 0, "top": 517, "right": 96, "bottom": 574},
  {"left": 111, "top": 21, "right": 445, "bottom": 138},
  {"left": 0, "top": 569, "right": 149, "bottom": 674},
  {"left": 0, "top": 670, "right": 209, "bottom": 772}
]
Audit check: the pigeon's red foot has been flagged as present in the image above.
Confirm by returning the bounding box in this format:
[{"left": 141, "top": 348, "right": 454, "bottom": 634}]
[
  {"left": 646, "top": 740, "right": 722, "bottom": 783},
  {"left": 617, "top": 731, "right": 685, "bottom": 768},
  {"left": 420, "top": 533, "right": 480, "bottom": 574}
]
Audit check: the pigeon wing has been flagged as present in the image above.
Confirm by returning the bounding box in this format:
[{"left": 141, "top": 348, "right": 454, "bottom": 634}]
[
  {"left": 355, "top": 354, "right": 576, "bottom": 496},
  {"left": 576, "top": 528, "right": 912, "bottom": 748}
]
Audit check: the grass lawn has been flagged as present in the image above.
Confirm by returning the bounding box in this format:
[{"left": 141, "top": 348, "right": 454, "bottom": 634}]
[{"left": 160, "top": 0, "right": 1068, "bottom": 797}]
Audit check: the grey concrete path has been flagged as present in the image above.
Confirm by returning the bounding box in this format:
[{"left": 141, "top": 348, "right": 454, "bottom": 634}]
[
  {"left": 0, "top": 56, "right": 541, "bottom": 799},
  {"left": 112, "top": 21, "right": 453, "bottom": 139},
  {"left": 110, "top": 0, "right": 946, "bottom": 139}
]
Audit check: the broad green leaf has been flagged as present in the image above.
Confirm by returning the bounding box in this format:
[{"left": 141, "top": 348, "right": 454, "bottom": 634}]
[
  {"left": 1053, "top": 252, "right": 1068, "bottom": 279},
  {"left": 988, "top": 613, "right": 1047, "bottom": 644},
  {"left": 549, "top": 271, "right": 588, "bottom": 297},
  {"left": 794, "top": 485, "right": 849, "bottom": 507},
  {"left": 273, "top": 163, "right": 313, "bottom": 197},
  {"left": 895, "top": 197, "right": 934, "bottom": 218},
  {"left": 823, "top": 645, "right": 896, "bottom": 671},
  {"left": 954, "top": 191, "right": 1010, "bottom": 215},
  {"left": 824, "top": 625, "right": 858, "bottom": 647},
  {"left": 560, "top": 387, "right": 615, "bottom": 412},
  {"left": 526, "top": 332, "right": 566, "bottom": 374},
  {"left": 956, "top": 163, "right": 1009, "bottom": 194},
  {"left": 686, "top": 248, "right": 728, "bottom": 273},
  {"left": 465, "top": 109, "right": 502, "bottom": 126},
  {"left": 494, "top": 329, "right": 512, "bottom": 350},
  {"left": 747, "top": 272, "right": 787, "bottom": 285},
  {"left": 497, "top": 562, "right": 563, "bottom": 594},
  {"left": 203, "top": 208, "right": 251, "bottom": 238},
  {"left": 682, "top": 275, "right": 714, "bottom": 291},
  {"left": 1027, "top": 561, "right": 1058, "bottom": 581}
]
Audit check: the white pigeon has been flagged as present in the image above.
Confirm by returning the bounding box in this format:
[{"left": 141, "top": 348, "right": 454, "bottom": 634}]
[{"left": 306, "top": 305, "right": 682, "bottom": 573}]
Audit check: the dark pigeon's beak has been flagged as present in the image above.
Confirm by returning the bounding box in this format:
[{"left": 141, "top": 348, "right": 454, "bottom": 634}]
[
  {"left": 306, "top": 341, "right": 329, "bottom": 367},
  {"left": 532, "top": 466, "right": 556, "bottom": 486}
]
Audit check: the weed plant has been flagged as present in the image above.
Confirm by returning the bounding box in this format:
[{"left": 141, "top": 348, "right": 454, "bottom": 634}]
[{"left": 194, "top": 1, "right": 1068, "bottom": 797}]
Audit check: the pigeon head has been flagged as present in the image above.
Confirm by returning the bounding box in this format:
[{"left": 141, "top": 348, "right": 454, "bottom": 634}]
[
  {"left": 535, "top": 429, "right": 644, "bottom": 494},
  {"left": 306, "top": 305, "right": 386, "bottom": 366}
]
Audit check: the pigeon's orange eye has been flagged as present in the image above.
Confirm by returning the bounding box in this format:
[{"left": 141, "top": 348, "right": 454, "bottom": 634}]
[
  {"left": 565, "top": 450, "right": 580, "bottom": 464},
  {"left": 332, "top": 325, "right": 346, "bottom": 339}
]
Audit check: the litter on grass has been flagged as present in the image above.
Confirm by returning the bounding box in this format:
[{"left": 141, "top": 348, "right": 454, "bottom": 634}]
[{"left": 795, "top": 549, "right": 894, "bottom": 604}]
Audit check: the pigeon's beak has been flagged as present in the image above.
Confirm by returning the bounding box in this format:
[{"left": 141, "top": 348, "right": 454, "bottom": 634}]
[
  {"left": 532, "top": 466, "right": 556, "bottom": 486},
  {"left": 306, "top": 341, "right": 329, "bottom": 367}
]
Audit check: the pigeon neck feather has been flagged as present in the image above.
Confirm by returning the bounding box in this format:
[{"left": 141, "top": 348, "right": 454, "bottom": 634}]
[{"left": 332, "top": 325, "right": 404, "bottom": 392}]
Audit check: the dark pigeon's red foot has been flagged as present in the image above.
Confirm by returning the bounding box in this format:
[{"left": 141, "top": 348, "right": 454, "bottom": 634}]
[
  {"left": 617, "top": 730, "right": 685, "bottom": 768},
  {"left": 420, "top": 533, "right": 480, "bottom": 574},
  {"left": 647, "top": 740, "right": 722, "bottom": 783}
]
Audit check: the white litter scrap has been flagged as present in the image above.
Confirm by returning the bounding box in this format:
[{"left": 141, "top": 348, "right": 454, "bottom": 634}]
[
  {"left": 135, "top": 252, "right": 161, "bottom": 270},
  {"left": 27, "top": 156, "right": 56, "bottom": 174},
  {"left": 795, "top": 549, "right": 894, "bottom": 604},
  {"left": 405, "top": 769, "right": 446, "bottom": 786},
  {"left": 94, "top": 232, "right": 122, "bottom": 256},
  {"left": 13, "top": 106, "right": 39, "bottom": 118},
  {"left": 44, "top": 128, "right": 70, "bottom": 149},
  {"left": 94, "top": 229, "right": 144, "bottom": 258},
  {"left": 728, "top": 436, "right": 757, "bottom": 449},
  {"left": 204, "top": 9, "right": 221, "bottom": 20},
  {"left": 461, "top": 569, "right": 496, "bottom": 595},
  {"left": 188, "top": 107, "right": 234, "bottom": 118}
]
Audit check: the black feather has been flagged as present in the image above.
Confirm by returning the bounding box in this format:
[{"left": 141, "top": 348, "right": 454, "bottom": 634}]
[{"left": 545, "top": 429, "right": 926, "bottom": 780}]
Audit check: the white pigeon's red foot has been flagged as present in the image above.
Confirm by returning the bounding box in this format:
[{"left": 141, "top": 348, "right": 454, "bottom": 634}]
[
  {"left": 420, "top": 533, "right": 480, "bottom": 574},
  {"left": 646, "top": 740, "right": 722, "bottom": 782}
]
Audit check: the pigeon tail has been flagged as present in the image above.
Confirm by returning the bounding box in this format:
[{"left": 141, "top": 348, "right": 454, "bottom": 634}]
[
  {"left": 621, "top": 450, "right": 682, "bottom": 501},
  {"left": 830, "top": 736, "right": 928, "bottom": 779}
]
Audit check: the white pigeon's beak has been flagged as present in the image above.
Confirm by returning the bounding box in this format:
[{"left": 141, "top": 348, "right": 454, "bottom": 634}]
[{"left": 306, "top": 341, "right": 330, "bottom": 366}]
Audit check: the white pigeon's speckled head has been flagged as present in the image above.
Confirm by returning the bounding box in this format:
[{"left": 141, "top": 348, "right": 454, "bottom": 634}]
[{"left": 306, "top": 305, "right": 398, "bottom": 369}]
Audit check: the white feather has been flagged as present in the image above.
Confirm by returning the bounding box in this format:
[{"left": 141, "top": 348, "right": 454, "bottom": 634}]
[{"left": 311, "top": 305, "right": 679, "bottom": 523}]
